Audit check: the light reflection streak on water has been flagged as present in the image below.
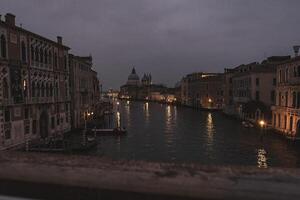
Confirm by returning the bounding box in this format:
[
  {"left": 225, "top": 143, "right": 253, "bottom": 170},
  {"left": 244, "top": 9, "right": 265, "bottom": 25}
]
[
  {"left": 116, "top": 111, "right": 121, "bottom": 128},
  {"left": 257, "top": 148, "right": 268, "bottom": 168},
  {"left": 165, "top": 105, "right": 176, "bottom": 151},
  {"left": 206, "top": 113, "right": 214, "bottom": 145},
  {"left": 144, "top": 102, "right": 149, "bottom": 124},
  {"left": 166, "top": 105, "right": 172, "bottom": 132},
  {"left": 124, "top": 101, "right": 130, "bottom": 127}
]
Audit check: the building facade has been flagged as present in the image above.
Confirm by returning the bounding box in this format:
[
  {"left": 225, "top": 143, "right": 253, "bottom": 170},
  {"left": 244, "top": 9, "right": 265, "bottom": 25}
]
[
  {"left": 0, "top": 13, "right": 71, "bottom": 148},
  {"left": 180, "top": 72, "right": 224, "bottom": 109},
  {"left": 272, "top": 56, "right": 300, "bottom": 136},
  {"left": 69, "top": 55, "right": 100, "bottom": 129},
  {"left": 224, "top": 56, "right": 290, "bottom": 123}
]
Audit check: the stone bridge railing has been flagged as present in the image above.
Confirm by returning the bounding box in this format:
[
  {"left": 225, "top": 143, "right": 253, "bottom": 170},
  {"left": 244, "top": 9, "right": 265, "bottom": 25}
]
[{"left": 0, "top": 152, "right": 300, "bottom": 200}]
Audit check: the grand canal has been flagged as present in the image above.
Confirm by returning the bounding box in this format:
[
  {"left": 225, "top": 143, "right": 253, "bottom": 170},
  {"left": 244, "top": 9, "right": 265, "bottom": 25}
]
[{"left": 90, "top": 101, "right": 300, "bottom": 168}]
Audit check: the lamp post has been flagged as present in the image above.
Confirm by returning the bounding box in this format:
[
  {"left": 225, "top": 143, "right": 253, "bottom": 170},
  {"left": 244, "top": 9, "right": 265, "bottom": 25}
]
[
  {"left": 83, "top": 111, "right": 93, "bottom": 146},
  {"left": 259, "top": 120, "right": 265, "bottom": 140}
]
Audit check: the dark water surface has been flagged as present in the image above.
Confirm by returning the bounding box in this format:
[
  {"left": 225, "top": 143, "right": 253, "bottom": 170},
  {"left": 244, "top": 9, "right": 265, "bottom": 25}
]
[{"left": 90, "top": 101, "right": 300, "bottom": 168}]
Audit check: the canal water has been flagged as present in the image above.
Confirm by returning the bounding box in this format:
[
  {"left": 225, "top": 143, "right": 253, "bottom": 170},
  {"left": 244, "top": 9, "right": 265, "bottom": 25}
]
[{"left": 90, "top": 101, "right": 300, "bottom": 168}]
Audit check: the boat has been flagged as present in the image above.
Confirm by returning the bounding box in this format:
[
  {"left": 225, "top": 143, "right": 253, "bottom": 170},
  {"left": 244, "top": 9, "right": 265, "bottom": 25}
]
[
  {"left": 91, "top": 127, "right": 127, "bottom": 135},
  {"left": 286, "top": 136, "right": 300, "bottom": 141},
  {"left": 242, "top": 121, "right": 253, "bottom": 128}
]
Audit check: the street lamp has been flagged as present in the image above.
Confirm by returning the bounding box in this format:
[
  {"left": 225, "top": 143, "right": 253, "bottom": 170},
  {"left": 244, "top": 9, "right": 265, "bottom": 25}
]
[{"left": 259, "top": 120, "right": 265, "bottom": 128}]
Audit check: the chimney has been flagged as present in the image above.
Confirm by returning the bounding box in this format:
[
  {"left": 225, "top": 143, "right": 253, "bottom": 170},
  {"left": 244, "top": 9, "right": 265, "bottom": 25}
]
[
  {"left": 293, "top": 46, "right": 300, "bottom": 57},
  {"left": 5, "top": 13, "right": 15, "bottom": 26},
  {"left": 57, "top": 36, "right": 62, "bottom": 45}
]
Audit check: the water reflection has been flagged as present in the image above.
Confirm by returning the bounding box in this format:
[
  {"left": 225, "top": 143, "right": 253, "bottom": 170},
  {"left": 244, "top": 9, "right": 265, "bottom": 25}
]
[
  {"left": 257, "top": 148, "right": 268, "bottom": 168},
  {"left": 206, "top": 113, "right": 214, "bottom": 144},
  {"left": 95, "top": 101, "right": 300, "bottom": 168},
  {"left": 165, "top": 105, "right": 175, "bottom": 150},
  {"left": 116, "top": 111, "right": 121, "bottom": 128},
  {"left": 165, "top": 105, "right": 173, "bottom": 132},
  {"left": 144, "top": 102, "right": 149, "bottom": 124}
]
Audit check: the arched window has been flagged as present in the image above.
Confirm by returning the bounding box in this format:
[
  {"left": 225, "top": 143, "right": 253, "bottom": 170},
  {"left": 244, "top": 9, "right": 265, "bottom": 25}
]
[
  {"left": 31, "top": 81, "right": 35, "bottom": 97},
  {"left": 40, "top": 48, "right": 43, "bottom": 63},
  {"left": 284, "top": 115, "right": 287, "bottom": 129},
  {"left": 21, "top": 41, "right": 26, "bottom": 62},
  {"left": 44, "top": 50, "right": 48, "bottom": 64},
  {"left": 65, "top": 82, "right": 68, "bottom": 97},
  {"left": 36, "top": 82, "right": 40, "bottom": 97},
  {"left": 46, "top": 83, "right": 49, "bottom": 97},
  {"left": 54, "top": 52, "right": 57, "bottom": 67},
  {"left": 49, "top": 84, "right": 53, "bottom": 97},
  {"left": 49, "top": 51, "right": 52, "bottom": 64},
  {"left": 41, "top": 82, "right": 45, "bottom": 97},
  {"left": 23, "top": 79, "right": 27, "bottom": 97},
  {"left": 64, "top": 55, "right": 67, "bottom": 70},
  {"left": 55, "top": 82, "right": 58, "bottom": 97},
  {"left": 31, "top": 45, "right": 34, "bottom": 61},
  {"left": 297, "top": 92, "right": 300, "bottom": 109},
  {"left": 35, "top": 46, "right": 39, "bottom": 62},
  {"left": 293, "top": 91, "right": 296, "bottom": 108},
  {"left": 273, "top": 114, "right": 276, "bottom": 127},
  {"left": 290, "top": 116, "right": 294, "bottom": 131},
  {"left": 285, "top": 91, "right": 288, "bottom": 106},
  {"left": 1, "top": 35, "right": 7, "bottom": 58},
  {"left": 3, "top": 78, "right": 8, "bottom": 98}
]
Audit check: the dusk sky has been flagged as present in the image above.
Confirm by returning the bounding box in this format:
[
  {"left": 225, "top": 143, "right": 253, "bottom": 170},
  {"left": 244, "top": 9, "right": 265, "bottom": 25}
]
[{"left": 2, "top": 0, "right": 300, "bottom": 89}]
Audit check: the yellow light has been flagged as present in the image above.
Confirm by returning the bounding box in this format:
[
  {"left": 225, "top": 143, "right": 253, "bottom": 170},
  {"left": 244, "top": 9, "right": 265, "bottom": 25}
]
[
  {"left": 259, "top": 120, "right": 265, "bottom": 127},
  {"left": 208, "top": 98, "right": 212, "bottom": 103},
  {"left": 117, "top": 102, "right": 120, "bottom": 105},
  {"left": 87, "top": 112, "right": 90, "bottom": 116},
  {"left": 91, "top": 112, "right": 94, "bottom": 115}
]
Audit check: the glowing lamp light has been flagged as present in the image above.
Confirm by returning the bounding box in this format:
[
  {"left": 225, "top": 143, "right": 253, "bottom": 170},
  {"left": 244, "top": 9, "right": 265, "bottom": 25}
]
[
  {"left": 259, "top": 120, "right": 265, "bottom": 127},
  {"left": 126, "top": 100, "right": 130, "bottom": 105},
  {"left": 117, "top": 102, "right": 120, "bottom": 105},
  {"left": 208, "top": 98, "right": 212, "bottom": 103}
]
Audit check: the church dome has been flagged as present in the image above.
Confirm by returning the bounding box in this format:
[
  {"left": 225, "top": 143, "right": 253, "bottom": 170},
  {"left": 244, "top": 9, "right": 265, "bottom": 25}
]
[
  {"left": 128, "top": 68, "right": 140, "bottom": 80},
  {"left": 127, "top": 68, "right": 140, "bottom": 85}
]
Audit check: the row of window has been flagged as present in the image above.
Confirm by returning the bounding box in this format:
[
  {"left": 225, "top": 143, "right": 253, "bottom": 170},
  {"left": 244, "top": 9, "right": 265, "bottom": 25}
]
[
  {"left": 4, "top": 104, "right": 69, "bottom": 123},
  {"left": 278, "top": 65, "right": 300, "bottom": 83},
  {"left": 2, "top": 78, "right": 69, "bottom": 99},
  {"left": 277, "top": 91, "right": 300, "bottom": 108},
  {"left": 273, "top": 114, "right": 295, "bottom": 131},
  {"left": 4, "top": 115, "right": 69, "bottom": 140},
  {"left": 0, "top": 34, "right": 68, "bottom": 70}
]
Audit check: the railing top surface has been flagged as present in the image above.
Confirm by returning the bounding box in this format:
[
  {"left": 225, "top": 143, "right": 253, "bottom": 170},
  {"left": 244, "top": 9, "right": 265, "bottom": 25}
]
[{"left": 0, "top": 151, "right": 300, "bottom": 200}]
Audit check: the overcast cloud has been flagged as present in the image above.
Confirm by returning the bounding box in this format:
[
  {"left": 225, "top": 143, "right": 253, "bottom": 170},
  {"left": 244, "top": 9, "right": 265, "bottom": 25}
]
[{"left": 2, "top": 0, "right": 300, "bottom": 89}]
